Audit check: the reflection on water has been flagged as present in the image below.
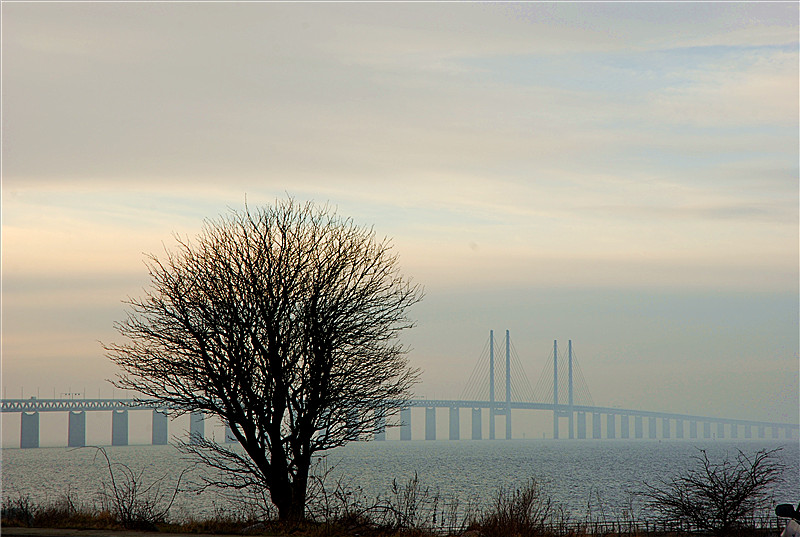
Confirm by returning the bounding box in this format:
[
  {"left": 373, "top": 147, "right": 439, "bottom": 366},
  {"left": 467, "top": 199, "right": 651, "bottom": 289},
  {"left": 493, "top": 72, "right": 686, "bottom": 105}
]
[{"left": 2, "top": 440, "right": 798, "bottom": 520}]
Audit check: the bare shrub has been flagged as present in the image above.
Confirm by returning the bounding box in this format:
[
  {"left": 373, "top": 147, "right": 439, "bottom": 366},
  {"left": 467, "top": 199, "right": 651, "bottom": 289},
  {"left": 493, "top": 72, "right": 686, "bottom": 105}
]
[
  {"left": 470, "top": 479, "right": 564, "bottom": 537},
  {"left": 307, "top": 467, "right": 473, "bottom": 535},
  {"left": 93, "top": 446, "right": 187, "bottom": 530},
  {"left": 641, "top": 447, "right": 785, "bottom": 536},
  {"left": 1, "top": 494, "right": 36, "bottom": 527},
  {"left": 1, "top": 489, "right": 114, "bottom": 530}
]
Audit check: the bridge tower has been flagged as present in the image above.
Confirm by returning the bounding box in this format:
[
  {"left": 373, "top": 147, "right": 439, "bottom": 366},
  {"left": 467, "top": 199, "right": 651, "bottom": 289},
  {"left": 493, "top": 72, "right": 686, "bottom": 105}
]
[
  {"left": 552, "top": 339, "right": 575, "bottom": 439},
  {"left": 553, "top": 340, "right": 558, "bottom": 439},
  {"left": 505, "top": 329, "right": 511, "bottom": 440},
  {"left": 489, "top": 330, "right": 495, "bottom": 439},
  {"left": 568, "top": 340, "right": 574, "bottom": 439}
]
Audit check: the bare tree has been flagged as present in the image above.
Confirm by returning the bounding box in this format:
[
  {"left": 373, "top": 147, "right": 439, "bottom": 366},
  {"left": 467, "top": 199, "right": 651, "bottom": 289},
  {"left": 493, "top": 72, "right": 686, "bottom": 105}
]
[
  {"left": 105, "top": 199, "right": 422, "bottom": 521},
  {"left": 641, "top": 448, "right": 784, "bottom": 535}
]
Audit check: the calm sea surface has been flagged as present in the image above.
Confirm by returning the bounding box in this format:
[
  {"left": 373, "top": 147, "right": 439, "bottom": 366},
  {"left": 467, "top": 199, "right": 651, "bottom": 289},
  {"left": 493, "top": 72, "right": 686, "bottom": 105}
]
[{"left": 2, "top": 440, "right": 798, "bottom": 521}]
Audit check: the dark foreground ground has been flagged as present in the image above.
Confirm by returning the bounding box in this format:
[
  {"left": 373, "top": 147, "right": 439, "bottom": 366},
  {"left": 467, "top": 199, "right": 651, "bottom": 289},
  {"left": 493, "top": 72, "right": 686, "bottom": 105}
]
[{"left": 2, "top": 530, "right": 247, "bottom": 537}]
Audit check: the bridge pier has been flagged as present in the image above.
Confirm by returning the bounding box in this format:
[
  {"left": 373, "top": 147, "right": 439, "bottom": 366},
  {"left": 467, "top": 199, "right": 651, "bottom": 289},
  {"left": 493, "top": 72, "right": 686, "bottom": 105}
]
[
  {"left": 68, "top": 411, "right": 86, "bottom": 447},
  {"left": 152, "top": 410, "right": 168, "bottom": 445},
  {"left": 772, "top": 426, "right": 779, "bottom": 439},
  {"left": 730, "top": 424, "right": 738, "bottom": 438},
  {"left": 690, "top": 420, "right": 698, "bottom": 438},
  {"left": 592, "top": 412, "right": 601, "bottom": 439},
  {"left": 190, "top": 411, "right": 204, "bottom": 444},
  {"left": 449, "top": 407, "right": 459, "bottom": 440},
  {"left": 21, "top": 411, "right": 40, "bottom": 449},
  {"left": 648, "top": 417, "right": 656, "bottom": 439},
  {"left": 635, "top": 415, "right": 643, "bottom": 439},
  {"left": 577, "top": 412, "right": 586, "bottom": 439},
  {"left": 662, "top": 418, "right": 670, "bottom": 439},
  {"left": 717, "top": 422, "right": 725, "bottom": 439},
  {"left": 704, "top": 421, "right": 711, "bottom": 439},
  {"left": 744, "top": 425, "right": 752, "bottom": 439},
  {"left": 400, "top": 408, "right": 412, "bottom": 441},
  {"left": 676, "top": 419, "right": 684, "bottom": 439},
  {"left": 225, "top": 423, "right": 237, "bottom": 443},
  {"left": 471, "top": 408, "right": 482, "bottom": 439},
  {"left": 374, "top": 411, "right": 386, "bottom": 441},
  {"left": 758, "top": 425, "right": 765, "bottom": 438},
  {"left": 425, "top": 408, "right": 436, "bottom": 440},
  {"left": 568, "top": 410, "right": 574, "bottom": 439},
  {"left": 620, "top": 415, "right": 629, "bottom": 439},
  {"left": 607, "top": 414, "right": 616, "bottom": 439},
  {"left": 112, "top": 410, "right": 128, "bottom": 446}
]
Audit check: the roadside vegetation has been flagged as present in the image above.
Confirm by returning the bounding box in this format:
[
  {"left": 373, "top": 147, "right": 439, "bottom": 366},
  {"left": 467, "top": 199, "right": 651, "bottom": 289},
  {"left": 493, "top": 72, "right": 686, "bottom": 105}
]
[{"left": 1, "top": 447, "right": 790, "bottom": 537}]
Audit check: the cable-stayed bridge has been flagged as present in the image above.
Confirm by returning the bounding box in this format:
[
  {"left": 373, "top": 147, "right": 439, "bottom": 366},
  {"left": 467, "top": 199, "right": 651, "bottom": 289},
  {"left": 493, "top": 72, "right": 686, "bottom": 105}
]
[{"left": 3, "top": 331, "right": 797, "bottom": 448}]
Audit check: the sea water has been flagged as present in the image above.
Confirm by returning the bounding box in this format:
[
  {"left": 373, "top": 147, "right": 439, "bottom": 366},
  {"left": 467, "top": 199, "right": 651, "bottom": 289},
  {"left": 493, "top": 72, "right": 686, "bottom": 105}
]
[{"left": 2, "top": 440, "right": 798, "bottom": 521}]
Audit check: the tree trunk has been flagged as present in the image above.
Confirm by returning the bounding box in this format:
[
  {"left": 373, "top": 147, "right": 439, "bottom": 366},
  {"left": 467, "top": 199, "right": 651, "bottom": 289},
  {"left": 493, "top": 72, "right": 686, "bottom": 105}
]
[{"left": 287, "top": 457, "right": 310, "bottom": 522}]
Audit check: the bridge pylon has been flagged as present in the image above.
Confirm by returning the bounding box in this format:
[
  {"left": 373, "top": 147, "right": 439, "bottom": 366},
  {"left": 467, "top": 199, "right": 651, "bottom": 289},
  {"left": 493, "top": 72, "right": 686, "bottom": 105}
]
[
  {"left": 487, "top": 330, "right": 513, "bottom": 440},
  {"left": 552, "top": 339, "right": 576, "bottom": 440}
]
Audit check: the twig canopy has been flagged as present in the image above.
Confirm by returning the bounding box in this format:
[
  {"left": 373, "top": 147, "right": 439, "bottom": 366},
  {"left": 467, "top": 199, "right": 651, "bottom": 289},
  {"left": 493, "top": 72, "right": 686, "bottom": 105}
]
[
  {"left": 641, "top": 448, "right": 784, "bottom": 535},
  {"left": 106, "top": 199, "right": 422, "bottom": 520}
]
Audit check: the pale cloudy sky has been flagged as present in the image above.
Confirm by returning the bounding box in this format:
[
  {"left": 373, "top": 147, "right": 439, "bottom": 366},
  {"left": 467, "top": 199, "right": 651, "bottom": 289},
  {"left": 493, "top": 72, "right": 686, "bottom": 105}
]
[{"left": 2, "top": 3, "right": 798, "bottom": 435}]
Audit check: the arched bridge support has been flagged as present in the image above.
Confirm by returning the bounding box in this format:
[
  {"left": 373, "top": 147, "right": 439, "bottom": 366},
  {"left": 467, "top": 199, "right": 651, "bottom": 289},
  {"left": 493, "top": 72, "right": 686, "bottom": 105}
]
[
  {"left": 400, "top": 408, "right": 411, "bottom": 441},
  {"left": 112, "top": 410, "right": 128, "bottom": 446},
  {"left": 152, "top": 410, "right": 168, "bottom": 445},
  {"left": 68, "top": 411, "right": 86, "bottom": 447},
  {"left": 425, "top": 407, "right": 436, "bottom": 440},
  {"left": 577, "top": 412, "right": 586, "bottom": 439},
  {"left": 620, "top": 415, "right": 629, "bottom": 439},
  {"left": 21, "top": 411, "right": 39, "bottom": 449},
  {"left": 449, "top": 407, "right": 459, "bottom": 440},
  {"left": 225, "top": 423, "right": 237, "bottom": 443},
  {"left": 471, "top": 408, "right": 482, "bottom": 440},
  {"left": 374, "top": 411, "right": 386, "bottom": 441},
  {"left": 190, "top": 411, "right": 204, "bottom": 444}
]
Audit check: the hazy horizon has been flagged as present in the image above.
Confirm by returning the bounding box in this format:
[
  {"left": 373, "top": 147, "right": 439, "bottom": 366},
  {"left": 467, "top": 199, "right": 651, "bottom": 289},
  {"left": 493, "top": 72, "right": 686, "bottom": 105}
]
[{"left": 2, "top": 2, "right": 798, "bottom": 446}]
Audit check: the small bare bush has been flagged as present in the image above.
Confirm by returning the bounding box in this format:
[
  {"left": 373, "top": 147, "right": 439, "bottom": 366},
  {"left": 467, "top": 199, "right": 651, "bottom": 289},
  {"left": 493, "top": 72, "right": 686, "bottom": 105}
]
[
  {"left": 471, "top": 479, "right": 562, "bottom": 537},
  {"left": 641, "top": 448, "right": 784, "bottom": 536},
  {"left": 93, "top": 446, "right": 187, "bottom": 530},
  {"left": 1, "top": 494, "right": 36, "bottom": 527}
]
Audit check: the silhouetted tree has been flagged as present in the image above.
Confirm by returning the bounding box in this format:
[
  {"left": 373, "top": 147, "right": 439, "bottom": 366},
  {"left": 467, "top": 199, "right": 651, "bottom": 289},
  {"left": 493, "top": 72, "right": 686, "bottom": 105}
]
[
  {"left": 641, "top": 448, "right": 784, "bottom": 535},
  {"left": 106, "top": 199, "right": 422, "bottom": 521}
]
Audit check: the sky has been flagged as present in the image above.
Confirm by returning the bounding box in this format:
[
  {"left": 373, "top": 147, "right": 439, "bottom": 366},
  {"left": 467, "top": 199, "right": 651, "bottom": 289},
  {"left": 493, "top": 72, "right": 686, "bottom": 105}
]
[{"left": 2, "top": 3, "right": 798, "bottom": 442}]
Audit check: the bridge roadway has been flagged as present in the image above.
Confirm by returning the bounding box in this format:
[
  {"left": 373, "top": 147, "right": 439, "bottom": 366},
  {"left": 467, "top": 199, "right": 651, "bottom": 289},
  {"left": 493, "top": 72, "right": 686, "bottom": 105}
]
[
  {"left": 3, "top": 397, "right": 795, "bottom": 428},
  {"left": 3, "top": 397, "right": 797, "bottom": 448}
]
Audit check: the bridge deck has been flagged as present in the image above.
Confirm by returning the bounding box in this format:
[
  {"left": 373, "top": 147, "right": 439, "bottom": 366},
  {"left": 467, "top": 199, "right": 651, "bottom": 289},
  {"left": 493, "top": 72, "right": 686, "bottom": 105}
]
[{"left": 1, "top": 398, "right": 796, "bottom": 430}]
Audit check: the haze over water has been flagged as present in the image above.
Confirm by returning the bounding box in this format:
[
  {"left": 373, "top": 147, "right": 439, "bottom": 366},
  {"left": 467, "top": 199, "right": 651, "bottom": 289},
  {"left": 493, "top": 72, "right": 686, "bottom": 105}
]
[{"left": 3, "top": 441, "right": 798, "bottom": 521}]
